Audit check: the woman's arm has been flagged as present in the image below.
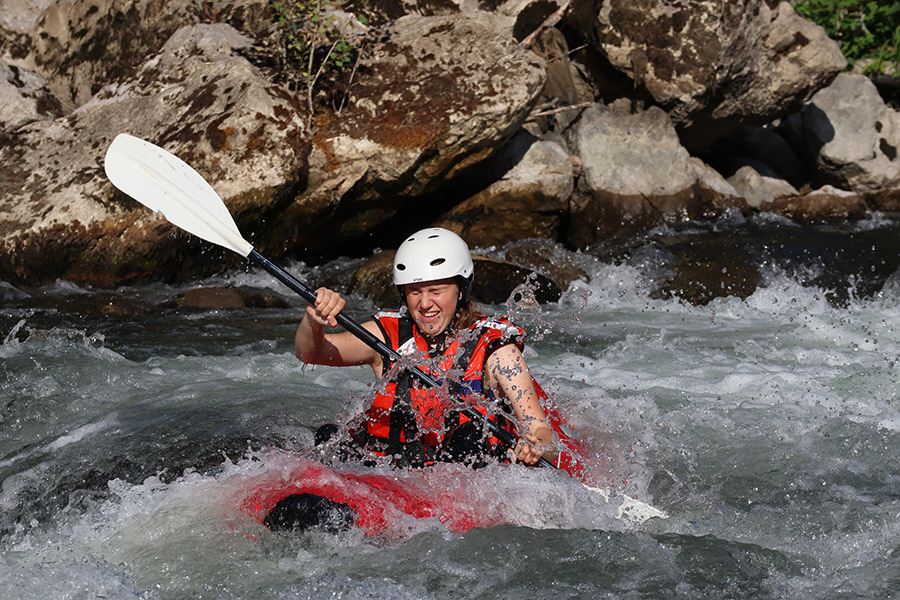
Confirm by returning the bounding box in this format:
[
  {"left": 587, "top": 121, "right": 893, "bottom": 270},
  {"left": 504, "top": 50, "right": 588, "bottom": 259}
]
[
  {"left": 295, "top": 287, "right": 385, "bottom": 376},
  {"left": 485, "top": 343, "right": 558, "bottom": 465}
]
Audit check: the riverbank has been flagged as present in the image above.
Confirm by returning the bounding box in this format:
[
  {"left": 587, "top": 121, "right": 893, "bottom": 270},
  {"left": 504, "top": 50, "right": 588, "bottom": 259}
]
[{"left": 3, "top": 1, "right": 897, "bottom": 290}]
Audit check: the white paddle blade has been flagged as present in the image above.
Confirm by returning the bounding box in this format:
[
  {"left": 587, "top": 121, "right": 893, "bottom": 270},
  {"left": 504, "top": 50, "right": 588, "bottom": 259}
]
[{"left": 104, "top": 133, "right": 254, "bottom": 257}]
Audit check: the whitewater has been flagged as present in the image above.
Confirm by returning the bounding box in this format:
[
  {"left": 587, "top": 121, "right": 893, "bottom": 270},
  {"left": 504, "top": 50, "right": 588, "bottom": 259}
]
[{"left": 2, "top": 218, "right": 900, "bottom": 599}]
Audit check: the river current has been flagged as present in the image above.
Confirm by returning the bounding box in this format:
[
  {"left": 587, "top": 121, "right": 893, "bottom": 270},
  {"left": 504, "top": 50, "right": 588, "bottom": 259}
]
[{"left": 2, "top": 215, "right": 900, "bottom": 599}]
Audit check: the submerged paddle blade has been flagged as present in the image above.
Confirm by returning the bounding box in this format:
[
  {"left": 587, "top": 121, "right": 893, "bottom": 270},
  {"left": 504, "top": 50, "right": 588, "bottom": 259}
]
[{"left": 104, "top": 133, "right": 254, "bottom": 256}]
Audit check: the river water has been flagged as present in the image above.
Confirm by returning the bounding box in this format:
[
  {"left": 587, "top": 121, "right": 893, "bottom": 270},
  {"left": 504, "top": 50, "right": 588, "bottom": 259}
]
[{"left": 2, "top": 214, "right": 900, "bottom": 599}]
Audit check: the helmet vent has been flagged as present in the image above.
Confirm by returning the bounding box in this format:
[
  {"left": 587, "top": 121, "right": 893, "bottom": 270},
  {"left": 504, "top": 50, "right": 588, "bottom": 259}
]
[
  {"left": 396, "top": 263, "right": 407, "bottom": 271},
  {"left": 430, "top": 258, "right": 446, "bottom": 266}
]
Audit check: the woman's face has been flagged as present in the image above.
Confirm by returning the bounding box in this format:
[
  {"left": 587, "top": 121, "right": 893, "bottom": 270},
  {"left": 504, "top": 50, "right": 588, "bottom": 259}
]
[{"left": 403, "top": 278, "right": 460, "bottom": 337}]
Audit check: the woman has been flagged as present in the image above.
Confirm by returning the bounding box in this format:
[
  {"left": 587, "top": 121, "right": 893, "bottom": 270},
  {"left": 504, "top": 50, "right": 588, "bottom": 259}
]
[{"left": 295, "top": 228, "right": 556, "bottom": 468}]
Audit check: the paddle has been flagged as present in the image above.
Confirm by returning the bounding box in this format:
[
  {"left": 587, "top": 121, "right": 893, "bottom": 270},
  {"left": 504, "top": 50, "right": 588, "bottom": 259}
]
[{"left": 103, "top": 133, "right": 553, "bottom": 467}]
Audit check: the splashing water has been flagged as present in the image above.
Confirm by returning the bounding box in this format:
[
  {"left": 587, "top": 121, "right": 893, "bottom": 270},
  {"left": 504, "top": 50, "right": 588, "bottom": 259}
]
[{"left": 3, "top": 222, "right": 900, "bottom": 599}]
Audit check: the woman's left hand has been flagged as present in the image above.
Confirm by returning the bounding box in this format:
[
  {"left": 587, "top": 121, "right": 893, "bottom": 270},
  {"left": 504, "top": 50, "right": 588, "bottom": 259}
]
[{"left": 513, "top": 425, "right": 555, "bottom": 465}]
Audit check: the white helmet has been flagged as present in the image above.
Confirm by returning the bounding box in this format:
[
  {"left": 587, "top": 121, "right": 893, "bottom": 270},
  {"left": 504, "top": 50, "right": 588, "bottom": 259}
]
[{"left": 393, "top": 228, "right": 474, "bottom": 289}]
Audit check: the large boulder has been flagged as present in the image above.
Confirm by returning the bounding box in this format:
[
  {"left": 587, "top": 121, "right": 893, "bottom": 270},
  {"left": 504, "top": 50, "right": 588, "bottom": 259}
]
[
  {"left": 564, "top": 103, "right": 744, "bottom": 248},
  {"left": 0, "top": 61, "right": 63, "bottom": 130},
  {"left": 27, "top": 0, "right": 202, "bottom": 110},
  {"left": 567, "top": 0, "right": 846, "bottom": 151},
  {"left": 0, "top": 24, "right": 308, "bottom": 285},
  {"left": 289, "top": 12, "right": 547, "bottom": 252},
  {"left": 781, "top": 73, "right": 900, "bottom": 206},
  {"left": 433, "top": 130, "right": 574, "bottom": 247},
  {"left": 6, "top": 0, "right": 270, "bottom": 110},
  {"left": 761, "top": 186, "right": 868, "bottom": 223},
  {"left": 351, "top": 250, "right": 562, "bottom": 307},
  {"left": 0, "top": 0, "right": 56, "bottom": 63}
]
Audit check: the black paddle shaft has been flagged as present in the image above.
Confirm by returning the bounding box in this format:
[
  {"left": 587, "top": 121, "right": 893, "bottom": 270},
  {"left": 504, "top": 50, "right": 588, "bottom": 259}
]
[{"left": 248, "top": 250, "right": 554, "bottom": 469}]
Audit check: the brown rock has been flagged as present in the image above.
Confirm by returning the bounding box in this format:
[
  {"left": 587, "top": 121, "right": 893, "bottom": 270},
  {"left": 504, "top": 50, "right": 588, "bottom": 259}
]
[
  {"left": 291, "top": 12, "right": 548, "bottom": 251},
  {"left": 0, "top": 24, "right": 308, "bottom": 286},
  {"left": 434, "top": 131, "right": 573, "bottom": 247},
  {"left": 652, "top": 235, "right": 762, "bottom": 305},
  {"left": 350, "top": 250, "right": 562, "bottom": 307},
  {"left": 762, "top": 186, "right": 869, "bottom": 223},
  {"left": 504, "top": 239, "right": 589, "bottom": 290},
  {"left": 567, "top": 0, "right": 846, "bottom": 151},
  {"left": 175, "top": 286, "right": 289, "bottom": 309}
]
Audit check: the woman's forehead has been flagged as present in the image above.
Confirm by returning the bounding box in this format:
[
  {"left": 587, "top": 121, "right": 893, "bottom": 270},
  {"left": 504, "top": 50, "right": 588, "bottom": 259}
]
[{"left": 403, "top": 278, "right": 458, "bottom": 292}]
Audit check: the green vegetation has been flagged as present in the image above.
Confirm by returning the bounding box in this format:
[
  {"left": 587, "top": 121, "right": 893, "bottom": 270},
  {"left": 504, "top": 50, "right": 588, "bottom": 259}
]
[
  {"left": 791, "top": 0, "right": 900, "bottom": 75},
  {"left": 270, "top": 0, "right": 369, "bottom": 128}
]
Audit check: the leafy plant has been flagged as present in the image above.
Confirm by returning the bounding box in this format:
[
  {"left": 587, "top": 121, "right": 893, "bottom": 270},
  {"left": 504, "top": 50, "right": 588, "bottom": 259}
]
[
  {"left": 270, "top": 0, "right": 369, "bottom": 128},
  {"left": 864, "top": 25, "right": 900, "bottom": 76},
  {"left": 791, "top": 0, "right": 900, "bottom": 75}
]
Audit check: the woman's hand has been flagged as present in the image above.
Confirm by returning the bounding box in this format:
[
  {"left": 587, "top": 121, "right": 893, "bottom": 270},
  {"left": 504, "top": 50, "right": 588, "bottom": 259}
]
[
  {"left": 295, "top": 288, "right": 384, "bottom": 373},
  {"left": 513, "top": 423, "right": 556, "bottom": 465},
  {"left": 306, "top": 287, "right": 345, "bottom": 328}
]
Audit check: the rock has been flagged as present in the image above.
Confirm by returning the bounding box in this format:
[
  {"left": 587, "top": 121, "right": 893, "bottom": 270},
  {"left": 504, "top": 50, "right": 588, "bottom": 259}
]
[
  {"left": 0, "top": 61, "right": 63, "bottom": 129},
  {"left": 689, "top": 158, "right": 747, "bottom": 217},
  {"left": 21, "top": 0, "right": 271, "bottom": 110},
  {"left": 472, "top": 255, "right": 561, "bottom": 304},
  {"left": 503, "top": 238, "right": 589, "bottom": 289},
  {"left": 351, "top": 250, "right": 562, "bottom": 307},
  {"left": 28, "top": 0, "right": 201, "bottom": 110},
  {"left": 291, "top": 12, "right": 547, "bottom": 252},
  {"left": 727, "top": 165, "right": 798, "bottom": 209},
  {"left": 761, "top": 186, "right": 869, "bottom": 223},
  {"left": 528, "top": 26, "right": 595, "bottom": 133},
  {"left": 781, "top": 73, "right": 900, "bottom": 199},
  {"left": 0, "top": 286, "right": 151, "bottom": 316},
  {"left": 567, "top": 0, "right": 846, "bottom": 151},
  {"left": 564, "top": 103, "right": 744, "bottom": 248},
  {"left": 433, "top": 130, "right": 574, "bottom": 246},
  {"left": 652, "top": 235, "right": 762, "bottom": 305},
  {"left": 1, "top": 0, "right": 896, "bottom": 288},
  {"left": 0, "top": 0, "right": 56, "bottom": 63},
  {"left": 350, "top": 250, "right": 397, "bottom": 308},
  {"left": 0, "top": 23, "right": 308, "bottom": 285},
  {"left": 175, "top": 286, "right": 290, "bottom": 309}
]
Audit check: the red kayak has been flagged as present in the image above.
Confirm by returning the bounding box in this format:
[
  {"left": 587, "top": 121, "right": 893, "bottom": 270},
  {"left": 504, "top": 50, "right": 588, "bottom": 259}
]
[
  {"left": 236, "top": 385, "right": 600, "bottom": 536},
  {"left": 238, "top": 457, "right": 491, "bottom": 534}
]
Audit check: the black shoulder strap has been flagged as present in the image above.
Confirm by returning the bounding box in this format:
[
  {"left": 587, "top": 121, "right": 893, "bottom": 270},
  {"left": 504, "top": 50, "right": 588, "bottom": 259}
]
[
  {"left": 373, "top": 317, "right": 392, "bottom": 345},
  {"left": 398, "top": 315, "right": 414, "bottom": 347},
  {"left": 385, "top": 314, "right": 423, "bottom": 465}
]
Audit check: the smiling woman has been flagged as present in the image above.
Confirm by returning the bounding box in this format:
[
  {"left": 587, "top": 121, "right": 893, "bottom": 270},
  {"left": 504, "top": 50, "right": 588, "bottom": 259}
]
[
  {"left": 294, "top": 228, "right": 557, "bottom": 473},
  {"left": 402, "top": 279, "right": 460, "bottom": 337}
]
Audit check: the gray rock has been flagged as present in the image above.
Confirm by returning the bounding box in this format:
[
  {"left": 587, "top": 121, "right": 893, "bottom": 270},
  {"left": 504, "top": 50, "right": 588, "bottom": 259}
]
[
  {"left": 564, "top": 103, "right": 743, "bottom": 247},
  {"left": 781, "top": 73, "right": 900, "bottom": 197},
  {"left": 294, "top": 12, "right": 547, "bottom": 251},
  {"left": 569, "top": 0, "right": 846, "bottom": 151},
  {"left": 0, "top": 61, "right": 62, "bottom": 129},
  {"left": 727, "top": 165, "right": 798, "bottom": 209},
  {"left": 16, "top": 0, "right": 272, "bottom": 111},
  {"left": 0, "top": 23, "right": 308, "bottom": 284},
  {"left": 434, "top": 130, "right": 574, "bottom": 246},
  {"left": 0, "top": 0, "right": 55, "bottom": 62}
]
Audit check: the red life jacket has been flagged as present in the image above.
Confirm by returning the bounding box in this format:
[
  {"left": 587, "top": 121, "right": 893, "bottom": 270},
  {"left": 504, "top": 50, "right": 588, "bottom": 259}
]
[{"left": 351, "top": 310, "right": 522, "bottom": 466}]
